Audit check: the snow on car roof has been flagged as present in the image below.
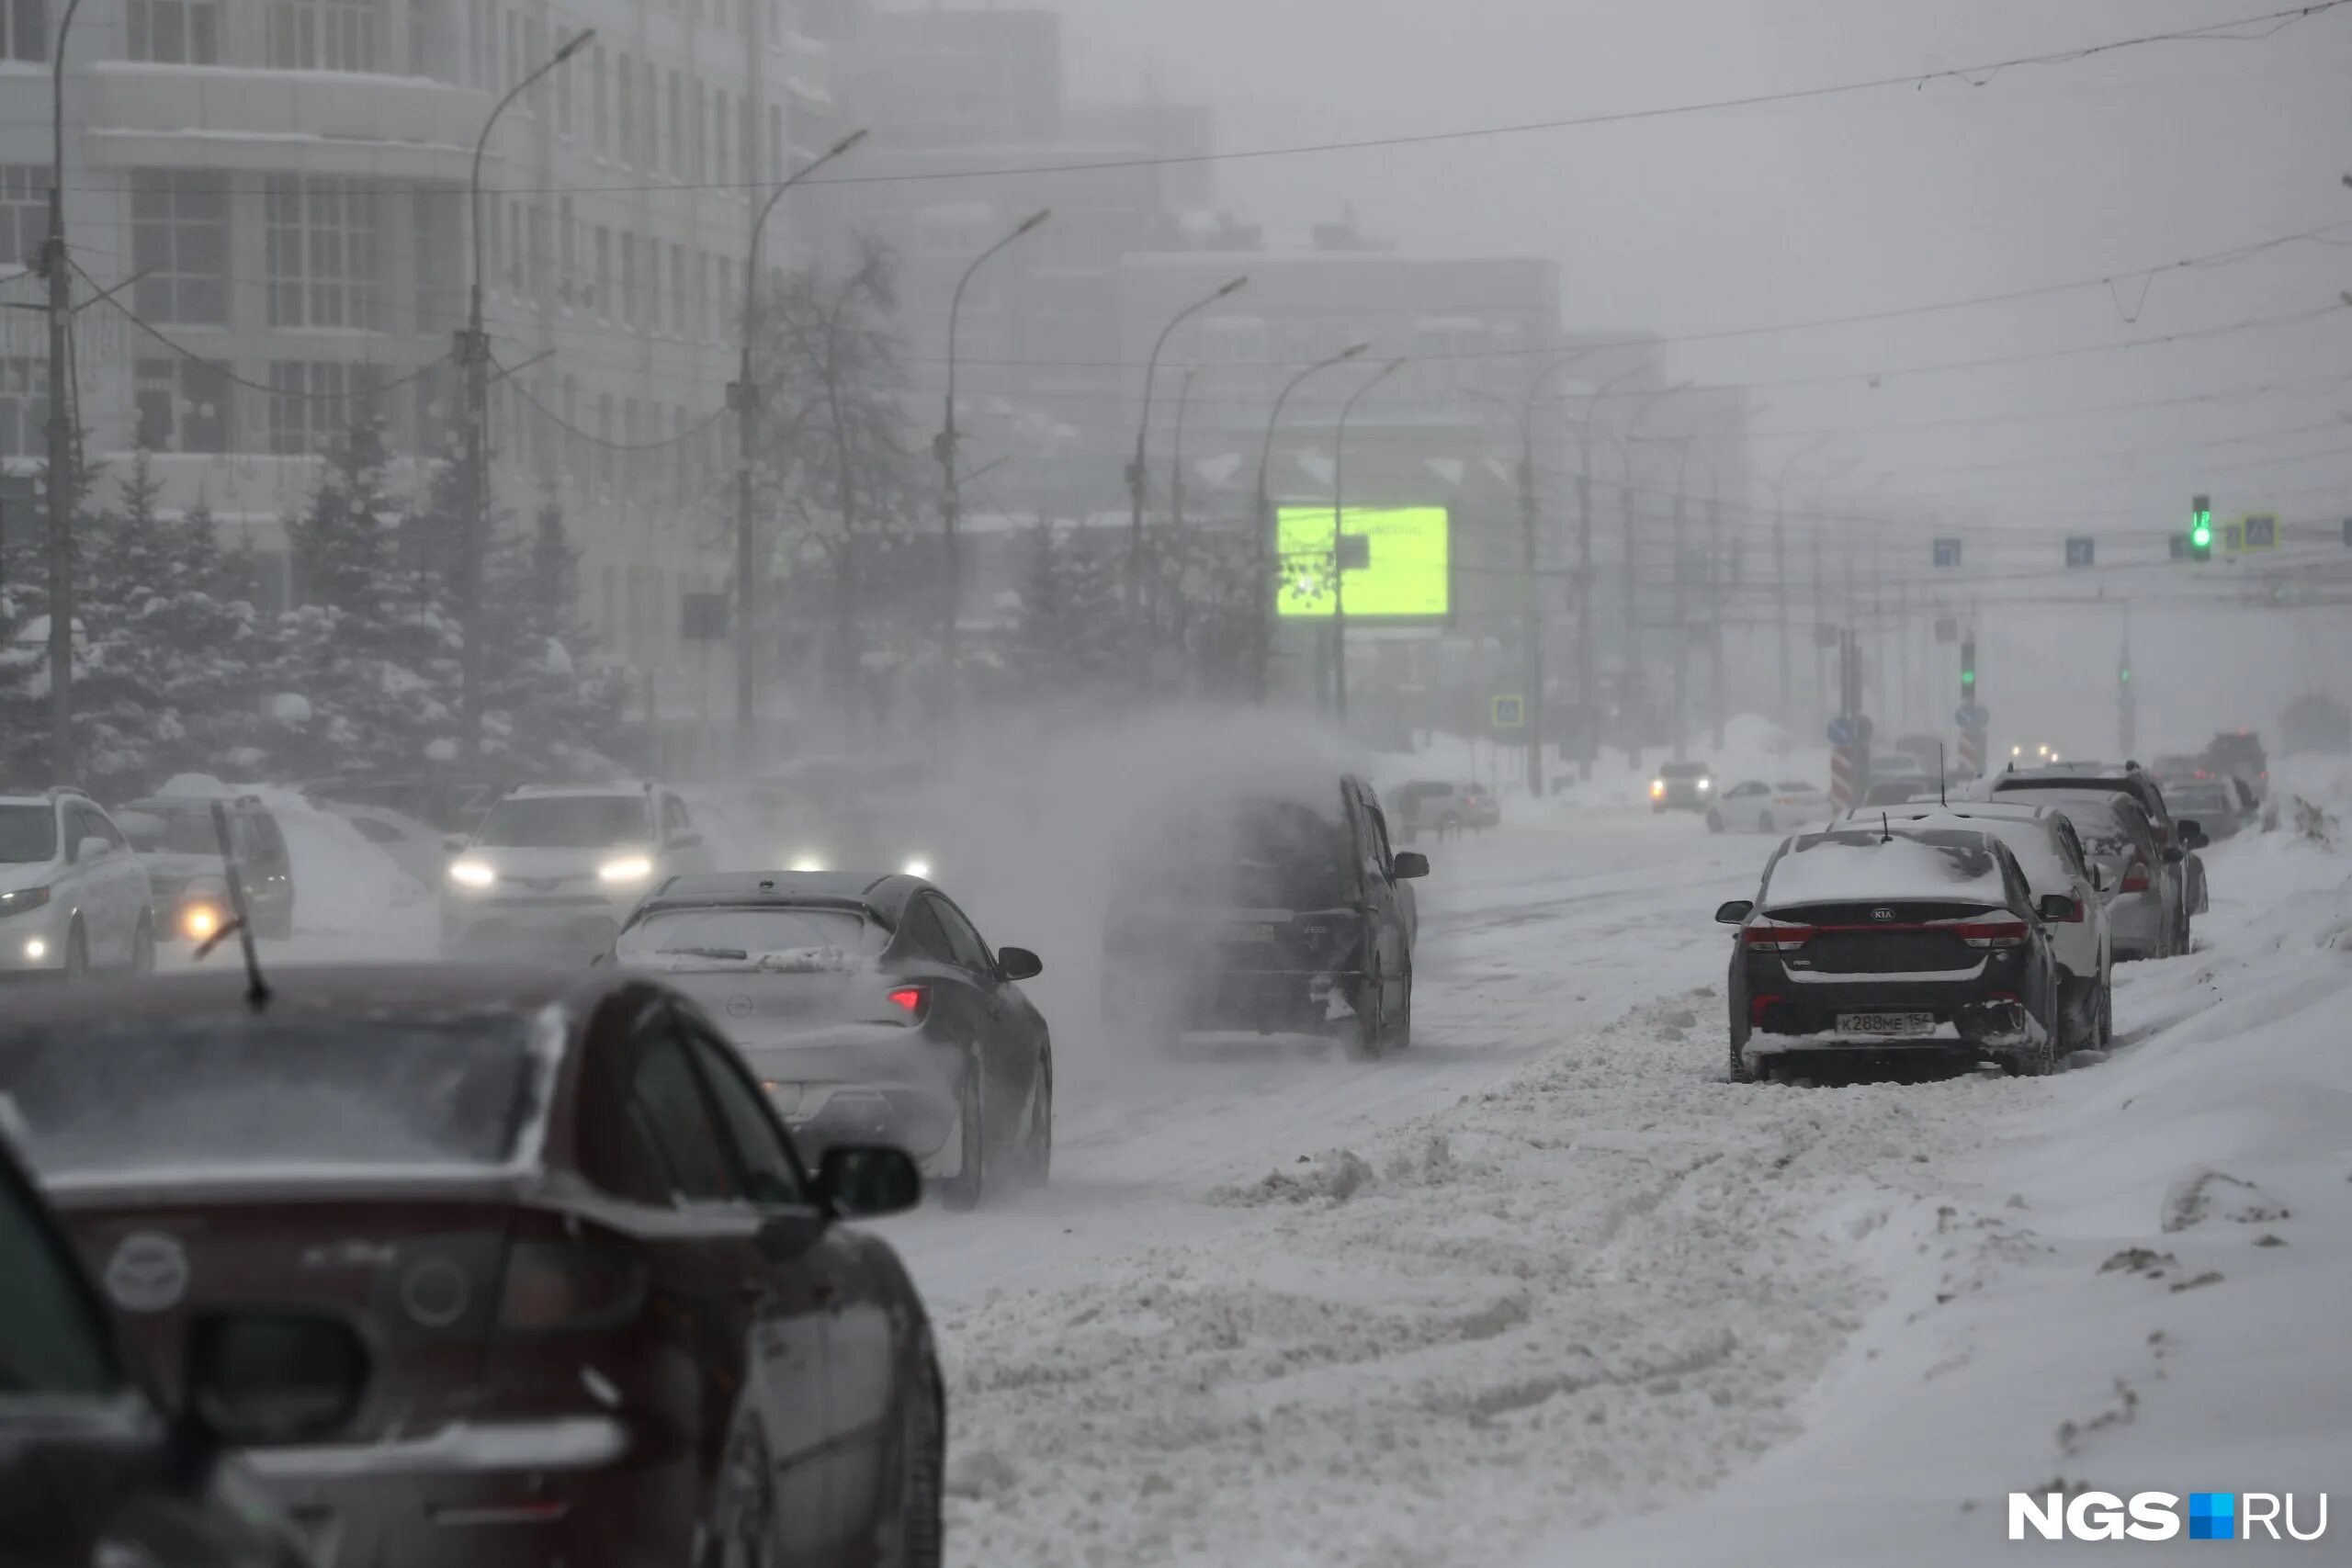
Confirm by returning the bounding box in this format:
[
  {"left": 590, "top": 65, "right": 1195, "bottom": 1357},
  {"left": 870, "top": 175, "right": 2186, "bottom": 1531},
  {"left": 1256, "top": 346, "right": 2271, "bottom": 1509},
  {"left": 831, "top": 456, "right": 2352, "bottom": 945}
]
[
  {"left": 1855, "top": 809, "right": 2072, "bottom": 894},
  {"left": 1762, "top": 829, "right": 2008, "bottom": 909}
]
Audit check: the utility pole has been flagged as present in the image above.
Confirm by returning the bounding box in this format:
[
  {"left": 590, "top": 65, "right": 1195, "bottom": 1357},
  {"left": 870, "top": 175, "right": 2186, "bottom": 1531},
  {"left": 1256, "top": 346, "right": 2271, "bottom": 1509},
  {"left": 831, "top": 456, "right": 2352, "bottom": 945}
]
[
  {"left": 43, "top": 0, "right": 89, "bottom": 783},
  {"left": 1329, "top": 356, "right": 1405, "bottom": 727},
  {"left": 1669, "top": 442, "right": 1689, "bottom": 761},
  {"left": 1253, "top": 342, "right": 1367, "bottom": 703},
  {"left": 1706, "top": 463, "right": 1725, "bottom": 750},
  {"left": 1772, "top": 495, "right": 1789, "bottom": 728},
  {"left": 1129, "top": 276, "right": 1246, "bottom": 693},
  {"left": 1516, "top": 415, "right": 1542, "bottom": 795},
  {"left": 1574, "top": 424, "right": 1595, "bottom": 780}
]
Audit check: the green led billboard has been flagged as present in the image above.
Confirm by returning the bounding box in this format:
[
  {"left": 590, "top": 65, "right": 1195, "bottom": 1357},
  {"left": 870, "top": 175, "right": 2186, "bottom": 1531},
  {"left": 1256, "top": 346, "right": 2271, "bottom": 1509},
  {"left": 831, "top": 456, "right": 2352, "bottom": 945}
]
[{"left": 1274, "top": 504, "right": 1451, "bottom": 619}]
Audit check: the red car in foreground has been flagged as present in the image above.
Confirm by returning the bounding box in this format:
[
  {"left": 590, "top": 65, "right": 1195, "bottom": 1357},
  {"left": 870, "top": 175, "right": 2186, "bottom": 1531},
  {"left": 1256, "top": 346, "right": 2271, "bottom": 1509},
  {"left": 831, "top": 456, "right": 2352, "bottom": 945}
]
[{"left": 0, "top": 964, "right": 942, "bottom": 1568}]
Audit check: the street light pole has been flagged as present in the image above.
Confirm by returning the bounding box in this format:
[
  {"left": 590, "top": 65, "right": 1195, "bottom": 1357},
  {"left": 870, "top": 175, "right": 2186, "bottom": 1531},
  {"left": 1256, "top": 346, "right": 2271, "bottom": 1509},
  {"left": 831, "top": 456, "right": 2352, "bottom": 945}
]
[
  {"left": 1170, "top": 367, "right": 1198, "bottom": 531},
  {"left": 42, "top": 0, "right": 89, "bottom": 781},
  {"left": 463, "top": 27, "right": 593, "bottom": 764},
  {"left": 1770, "top": 435, "right": 1835, "bottom": 728},
  {"left": 731, "top": 127, "right": 866, "bottom": 746},
  {"left": 1253, "top": 341, "right": 1367, "bottom": 703},
  {"left": 936, "top": 206, "right": 1048, "bottom": 703},
  {"left": 1329, "top": 356, "right": 1405, "bottom": 728},
  {"left": 1572, "top": 366, "right": 1643, "bottom": 781},
  {"left": 1620, "top": 382, "right": 1690, "bottom": 770},
  {"left": 1129, "top": 276, "right": 1246, "bottom": 690}
]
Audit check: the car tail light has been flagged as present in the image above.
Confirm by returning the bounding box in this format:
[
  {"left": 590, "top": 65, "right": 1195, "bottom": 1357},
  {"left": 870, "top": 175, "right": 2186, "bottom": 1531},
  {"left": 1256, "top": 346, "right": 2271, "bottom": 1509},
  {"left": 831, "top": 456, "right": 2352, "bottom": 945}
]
[
  {"left": 1954, "top": 919, "right": 2029, "bottom": 949},
  {"left": 497, "top": 1242, "right": 647, "bottom": 1333},
  {"left": 887, "top": 983, "right": 928, "bottom": 1022},
  {"left": 1748, "top": 993, "right": 1788, "bottom": 1027},
  {"left": 2120, "top": 859, "right": 2153, "bottom": 893},
  {"left": 2057, "top": 896, "right": 2086, "bottom": 923},
  {"left": 1741, "top": 917, "right": 1815, "bottom": 953}
]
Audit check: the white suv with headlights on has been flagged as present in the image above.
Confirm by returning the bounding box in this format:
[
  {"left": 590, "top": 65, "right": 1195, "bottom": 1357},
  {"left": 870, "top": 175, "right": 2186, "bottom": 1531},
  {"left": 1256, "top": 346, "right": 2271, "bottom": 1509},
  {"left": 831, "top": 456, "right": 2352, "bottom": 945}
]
[
  {"left": 441, "top": 783, "right": 712, "bottom": 962},
  {"left": 0, "top": 789, "right": 153, "bottom": 979}
]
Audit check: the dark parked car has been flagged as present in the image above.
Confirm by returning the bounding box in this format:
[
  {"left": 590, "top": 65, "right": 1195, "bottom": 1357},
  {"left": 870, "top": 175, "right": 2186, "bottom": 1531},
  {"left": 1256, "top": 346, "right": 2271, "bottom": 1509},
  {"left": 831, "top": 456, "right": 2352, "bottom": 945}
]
[
  {"left": 1386, "top": 780, "right": 1499, "bottom": 840},
  {"left": 1104, "top": 774, "right": 1427, "bottom": 1058},
  {"left": 1717, "top": 827, "right": 2074, "bottom": 1082},
  {"left": 0, "top": 965, "right": 939, "bottom": 1568},
  {"left": 2203, "top": 731, "right": 2268, "bottom": 802},
  {"left": 115, "top": 795, "right": 297, "bottom": 943},
  {"left": 1649, "top": 760, "right": 1715, "bottom": 813},
  {"left": 614, "top": 871, "right": 1053, "bottom": 1211},
  {"left": 0, "top": 1107, "right": 371, "bottom": 1568}
]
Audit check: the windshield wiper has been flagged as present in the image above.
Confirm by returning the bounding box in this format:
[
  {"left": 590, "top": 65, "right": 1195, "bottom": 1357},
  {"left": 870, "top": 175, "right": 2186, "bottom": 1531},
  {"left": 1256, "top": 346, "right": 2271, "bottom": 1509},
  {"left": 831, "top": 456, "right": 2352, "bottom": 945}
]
[{"left": 655, "top": 946, "right": 750, "bottom": 961}]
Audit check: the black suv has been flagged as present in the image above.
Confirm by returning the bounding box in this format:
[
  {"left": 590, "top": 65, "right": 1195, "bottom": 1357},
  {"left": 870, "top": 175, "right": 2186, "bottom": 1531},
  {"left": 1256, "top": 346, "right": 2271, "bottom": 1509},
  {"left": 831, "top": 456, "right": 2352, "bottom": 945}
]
[
  {"left": 1716, "top": 827, "right": 2074, "bottom": 1081},
  {"left": 1104, "top": 774, "right": 1427, "bottom": 1057}
]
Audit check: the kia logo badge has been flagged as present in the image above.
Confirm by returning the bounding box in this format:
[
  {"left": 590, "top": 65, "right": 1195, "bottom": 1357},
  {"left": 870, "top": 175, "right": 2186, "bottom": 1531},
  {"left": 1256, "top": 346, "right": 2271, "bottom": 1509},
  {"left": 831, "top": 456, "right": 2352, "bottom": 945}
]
[{"left": 1871, "top": 907, "right": 1896, "bottom": 921}]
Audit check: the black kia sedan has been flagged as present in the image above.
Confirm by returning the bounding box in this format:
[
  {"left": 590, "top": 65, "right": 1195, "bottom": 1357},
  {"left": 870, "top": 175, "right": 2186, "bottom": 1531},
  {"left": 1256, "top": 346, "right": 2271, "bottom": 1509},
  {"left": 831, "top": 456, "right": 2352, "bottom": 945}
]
[
  {"left": 0, "top": 964, "right": 940, "bottom": 1568},
  {"left": 612, "top": 871, "right": 1054, "bottom": 1212},
  {"left": 1715, "top": 827, "right": 2075, "bottom": 1082}
]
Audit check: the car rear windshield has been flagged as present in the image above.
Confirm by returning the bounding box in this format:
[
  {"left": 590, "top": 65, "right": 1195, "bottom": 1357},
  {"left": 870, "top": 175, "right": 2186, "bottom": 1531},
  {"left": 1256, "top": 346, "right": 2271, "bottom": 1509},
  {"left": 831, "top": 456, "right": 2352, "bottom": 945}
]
[
  {"left": 617, "top": 906, "right": 884, "bottom": 970},
  {"left": 475, "top": 795, "right": 648, "bottom": 849},
  {"left": 1764, "top": 829, "right": 2006, "bottom": 908},
  {"left": 0, "top": 805, "right": 56, "bottom": 864},
  {"left": 0, "top": 1013, "right": 540, "bottom": 1179},
  {"left": 1660, "top": 762, "right": 1710, "bottom": 778},
  {"left": 2027, "top": 795, "right": 2147, "bottom": 857},
  {"left": 116, "top": 807, "right": 223, "bottom": 857}
]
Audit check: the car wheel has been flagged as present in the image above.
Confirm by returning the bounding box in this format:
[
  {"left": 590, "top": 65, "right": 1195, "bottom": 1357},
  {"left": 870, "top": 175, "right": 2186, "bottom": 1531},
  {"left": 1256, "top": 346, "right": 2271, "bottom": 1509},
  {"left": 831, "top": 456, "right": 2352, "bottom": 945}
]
[
  {"left": 1342, "top": 956, "right": 1387, "bottom": 1061},
  {"left": 2098, "top": 980, "right": 2114, "bottom": 1047},
  {"left": 876, "top": 1358, "right": 944, "bottom": 1568},
  {"left": 64, "top": 920, "right": 87, "bottom": 982},
  {"left": 1706, "top": 810, "right": 1724, "bottom": 833},
  {"left": 1386, "top": 958, "right": 1414, "bottom": 1052},
  {"left": 937, "top": 1050, "right": 988, "bottom": 1212},
  {"left": 1758, "top": 811, "right": 1775, "bottom": 834},
  {"left": 1726, "top": 1031, "right": 1756, "bottom": 1083},
  {"left": 699, "top": 1417, "right": 781, "bottom": 1568},
  {"left": 130, "top": 915, "right": 154, "bottom": 976},
  {"left": 1009, "top": 1050, "right": 1052, "bottom": 1188}
]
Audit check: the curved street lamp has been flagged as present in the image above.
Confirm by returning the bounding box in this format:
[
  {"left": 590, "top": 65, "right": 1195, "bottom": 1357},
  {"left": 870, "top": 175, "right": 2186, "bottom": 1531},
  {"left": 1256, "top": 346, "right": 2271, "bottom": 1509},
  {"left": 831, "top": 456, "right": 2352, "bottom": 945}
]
[
  {"left": 730, "top": 125, "right": 868, "bottom": 741},
  {"left": 460, "top": 26, "right": 594, "bottom": 761},
  {"left": 41, "top": 0, "right": 92, "bottom": 777},
  {"left": 1252, "top": 340, "right": 1368, "bottom": 702},
  {"left": 936, "top": 207, "right": 1049, "bottom": 693},
  {"left": 1330, "top": 356, "right": 1407, "bottom": 726},
  {"left": 1128, "top": 275, "right": 1246, "bottom": 683}
]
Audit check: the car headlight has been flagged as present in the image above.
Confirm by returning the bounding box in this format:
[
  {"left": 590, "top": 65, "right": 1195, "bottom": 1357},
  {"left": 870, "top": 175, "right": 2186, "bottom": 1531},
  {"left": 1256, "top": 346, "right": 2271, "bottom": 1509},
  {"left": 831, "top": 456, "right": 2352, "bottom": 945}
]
[
  {"left": 598, "top": 854, "right": 654, "bottom": 885},
  {"left": 787, "top": 852, "right": 829, "bottom": 874},
  {"left": 1650, "top": 780, "right": 1666, "bottom": 797},
  {"left": 182, "top": 901, "right": 222, "bottom": 942},
  {"left": 900, "top": 856, "right": 933, "bottom": 879},
  {"left": 447, "top": 859, "right": 497, "bottom": 890},
  {"left": 0, "top": 885, "right": 51, "bottom": 919},
  {"left": 1697, "top": 778, "right": 1713, "bottom": 792},
  {"left": 23, "top": 936, "right": 47, "bottom": 960}
]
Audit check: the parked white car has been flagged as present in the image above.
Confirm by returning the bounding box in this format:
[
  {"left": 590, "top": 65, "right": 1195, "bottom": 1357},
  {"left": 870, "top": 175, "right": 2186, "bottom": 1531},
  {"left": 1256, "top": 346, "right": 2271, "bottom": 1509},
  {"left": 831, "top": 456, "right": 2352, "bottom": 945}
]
[
  {"left": 1842, "top": 801, "right": 2114, "bottom": 1050},
  {"left": 1709, "top": 779, "right": 1828, "bottom": 835},
  {"left": 0, "top": 789, "right": 154, "bottom": 979}
]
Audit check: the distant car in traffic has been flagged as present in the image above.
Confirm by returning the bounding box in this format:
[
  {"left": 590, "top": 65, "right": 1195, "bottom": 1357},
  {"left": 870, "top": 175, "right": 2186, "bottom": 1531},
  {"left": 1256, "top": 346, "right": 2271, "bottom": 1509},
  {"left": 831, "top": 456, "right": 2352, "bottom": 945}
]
[
  {"left": 1989, "top": 761, "right": 2195, "bottom": 948},
  {"left": 1708, "top": 778, "right": 1827, "bottom": 835},
  {"left": 1717, "top": 826, "right": 2073, "bottom": 1081},
  {"left": 0, "top": 964, "right": 942, "bottom": 1568},
  {"left": 115, "top": 792, "right": 294, "bottom": 944},
  {"left": 2014, "top": 790, "right": 2188, "bottom": 961},
  {"left": 0, "top": 1111, "right": 369, "bottom": 1568},
  {"left": 317, "top": 799, "right": 453, "bottom": 891},
  {"left": 442, "top": 783, "right": 713, "bottom": 962},
  {"left": 2163, "top": 779, "right": 2247, "bottom": 842},
  {"left": 1650, "top": 761, "right": 1714, "bottom": 813},
  {"left": 2203, "top": 731, "right": 2268, "bottom": 802},
  {"left": 1388, "top": 780, "right": 1499, "bottom": 840},
  {"left": 744, "top": 755, "right": 948, "bottom": 881},
  {"left": 1105, "top": 775, "right": 1425, "bottom": 1058},
  {"left": 0, "top": 787, "right": 153, "bottom": 980},
  {"left": 1843, "top": 802, "right": 2113, "bottom": 1051},
  {"left": 613, "top": 870, "right": 1054, "bottom": 1210},
  {"left": 1860, "top": 774, "right": 1937, "bottom": 808}
]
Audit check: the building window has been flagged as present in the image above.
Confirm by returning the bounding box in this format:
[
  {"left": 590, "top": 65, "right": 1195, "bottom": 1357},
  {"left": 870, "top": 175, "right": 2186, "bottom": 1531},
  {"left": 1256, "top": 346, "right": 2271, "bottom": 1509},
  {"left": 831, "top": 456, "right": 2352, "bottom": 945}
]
[
  {"left": 126, "top": 0, "right": 220, "bottom": 62},
  {"left": 134, "top": 357, "right": 230, "bottom": 453},
  {"left": 2, "top": 0, "right": 48, "bottom": 62},
  {"left": 266, "top": 361, "right": 379, "bottom": 456},
  {"left": 619, "top": 232, "right": 637, "bottom": 327},
  {"left": 0, "top": 357, "right": 46, "bottom": 457},
  {"left": 666, "top": 71, "right": 682, "bottom": 178},
  {"left": 266, "top": 0, "right": 378, "bottom": 70},
  {"left": 129, "top": 170, "right": 228, "bottom": 327},
  {"left": 266, "top": 175, "right": 380, "bottom": 329},
  {"left": 616, "top": 53, "right": 633, "bottom": 165},
  {"left": 594, "top": 226, "right": 609, "bottom": 316},
  {"left": 0, "top": 165, "right": 46, "bottom": 275}
]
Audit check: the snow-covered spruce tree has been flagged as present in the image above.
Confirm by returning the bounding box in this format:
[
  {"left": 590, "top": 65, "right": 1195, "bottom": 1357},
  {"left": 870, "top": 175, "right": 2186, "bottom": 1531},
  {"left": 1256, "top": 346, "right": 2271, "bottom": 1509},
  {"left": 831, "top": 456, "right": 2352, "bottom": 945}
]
[
  {"left": 471, "top": 491, "right": 626, "bottom": 777},
  {"left": 73, "top": 454, "right": 266, "bottom": 795},
  {"left": 1007, "top": 519, "right": 1125, "bottom": 705},
  {"left": 0, "top": 443, "right": 106, "bottom": 789},
  {"left": 266, "top": 412, "right": 461, "bottom": 778}
]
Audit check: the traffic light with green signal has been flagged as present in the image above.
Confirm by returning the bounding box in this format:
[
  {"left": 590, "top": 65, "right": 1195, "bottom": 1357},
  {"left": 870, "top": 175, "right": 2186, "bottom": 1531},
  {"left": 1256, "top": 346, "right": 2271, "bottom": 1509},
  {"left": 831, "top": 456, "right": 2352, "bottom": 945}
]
[
  {"left": 1961, "top": 636, "right": 1976, "bottom": 693},
  {"left": 2190, "top": 493, "right": 2213, "bottom": 560}
]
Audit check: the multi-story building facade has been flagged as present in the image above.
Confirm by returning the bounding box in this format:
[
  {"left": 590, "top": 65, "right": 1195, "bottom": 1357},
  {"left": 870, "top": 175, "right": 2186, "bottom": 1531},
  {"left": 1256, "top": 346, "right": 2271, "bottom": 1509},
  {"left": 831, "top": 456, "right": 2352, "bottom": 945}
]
[{"left": 1, "top": 0, "right": 852, "bottom": 722}]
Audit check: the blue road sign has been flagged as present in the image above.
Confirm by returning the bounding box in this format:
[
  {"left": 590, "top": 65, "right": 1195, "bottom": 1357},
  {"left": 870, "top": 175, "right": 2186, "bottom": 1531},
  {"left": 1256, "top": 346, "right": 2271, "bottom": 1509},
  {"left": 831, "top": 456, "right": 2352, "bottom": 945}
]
[
  {"left": 1932, "top": 537, "right": 1963, "bottom": 568},
  {"left": 1827, "top": 716, "right": 1856, "bottom": 747},
  {"left": 2065, "top": 536, "right": 2095, "bottom": 568},
  {"left": 1955, "top": 704, "right": 1988, "bottom": 729}
]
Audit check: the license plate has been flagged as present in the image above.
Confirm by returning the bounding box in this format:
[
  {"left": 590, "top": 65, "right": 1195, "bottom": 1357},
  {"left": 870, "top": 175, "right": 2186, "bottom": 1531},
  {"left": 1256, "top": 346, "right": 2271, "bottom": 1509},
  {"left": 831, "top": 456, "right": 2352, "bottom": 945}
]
[{"left": 1838, "top": 1011, "right": 1934, "bottom": 1037}]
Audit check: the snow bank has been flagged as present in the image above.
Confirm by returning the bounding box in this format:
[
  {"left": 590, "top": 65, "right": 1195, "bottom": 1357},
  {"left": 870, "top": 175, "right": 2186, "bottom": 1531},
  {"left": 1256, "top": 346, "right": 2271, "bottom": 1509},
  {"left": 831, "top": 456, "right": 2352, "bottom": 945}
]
[{"left": 1531, "top": 816, "right": 2352, "bottom": 1566}]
